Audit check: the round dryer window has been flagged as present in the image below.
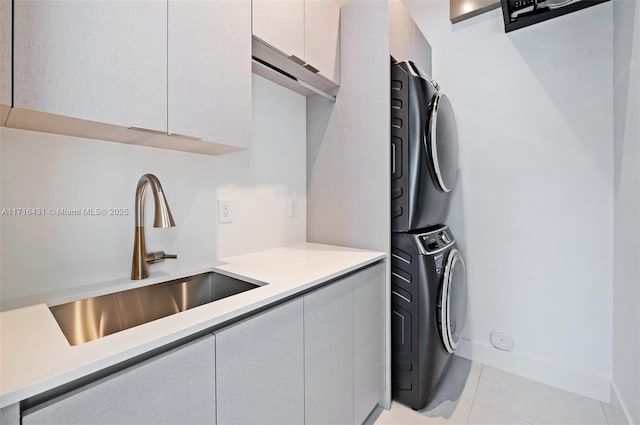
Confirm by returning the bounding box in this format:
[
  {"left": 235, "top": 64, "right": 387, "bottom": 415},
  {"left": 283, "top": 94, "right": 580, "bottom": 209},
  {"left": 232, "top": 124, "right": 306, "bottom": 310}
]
[
  {"left": 440, "top": 249, "right": 467, "bottom": 353},
  {"left": 426, "top": 93, "right": 459, "bottom": 193}
]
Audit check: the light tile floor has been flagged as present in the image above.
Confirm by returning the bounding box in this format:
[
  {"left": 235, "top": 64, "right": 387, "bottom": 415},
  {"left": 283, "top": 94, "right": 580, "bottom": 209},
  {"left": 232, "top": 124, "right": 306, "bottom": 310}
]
[{"left": 370, "top": 357, "right": 616, "bottom": 425}]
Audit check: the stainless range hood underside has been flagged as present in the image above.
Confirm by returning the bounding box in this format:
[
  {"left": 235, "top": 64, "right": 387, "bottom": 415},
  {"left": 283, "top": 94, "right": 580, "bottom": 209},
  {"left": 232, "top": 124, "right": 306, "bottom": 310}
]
[{"left": 251, "top": 36, "right": 338, "bottom": 102}]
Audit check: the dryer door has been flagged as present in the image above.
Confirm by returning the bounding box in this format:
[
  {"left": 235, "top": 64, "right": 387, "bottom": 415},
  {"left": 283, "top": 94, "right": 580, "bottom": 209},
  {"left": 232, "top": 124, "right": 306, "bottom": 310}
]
[
  {"left": 439, "top": 248, "right": 467, "bottom": 353},
  {"left": 426, "top": 92, "right": 459, "bottom": 193}
]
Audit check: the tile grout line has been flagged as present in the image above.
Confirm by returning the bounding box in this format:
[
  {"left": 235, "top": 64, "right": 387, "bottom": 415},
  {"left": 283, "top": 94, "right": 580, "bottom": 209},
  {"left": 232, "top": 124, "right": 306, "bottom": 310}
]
[
  {"left": 465, "top": 400, "right": 475, "bottom": 424},
  {"left": 469, "top": 363, "right": 534, "bottom": 425},
  {"left": 465, "top": 363, "right": 484, "bottom": 425},
  {"left": 390, "top": 360, "right": 607, "bottom": 425},
  {"left": 471, "top": 363, "right": 484, "bottom": 401},
  {"left": 471, "top": 399, "right": 535, "bottom": 425},
  {"left": 599, "top": 400, "right": 611, "bottom": 425}
]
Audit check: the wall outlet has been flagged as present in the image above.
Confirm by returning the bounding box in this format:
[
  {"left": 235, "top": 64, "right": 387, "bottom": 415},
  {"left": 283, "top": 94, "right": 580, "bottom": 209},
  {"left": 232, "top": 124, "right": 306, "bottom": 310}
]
[
  {"left": 288, "top": 198, "right": 298, "bottom": 218},
  {"left": 218, "top": 199, "right": 232, "bottom": 224}
]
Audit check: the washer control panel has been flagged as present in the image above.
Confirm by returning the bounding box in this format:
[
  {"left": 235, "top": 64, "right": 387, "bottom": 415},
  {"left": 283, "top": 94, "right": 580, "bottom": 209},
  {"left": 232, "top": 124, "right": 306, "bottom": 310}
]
[{"left": 415, "top": 226, "right": 455, "bottom": 254}]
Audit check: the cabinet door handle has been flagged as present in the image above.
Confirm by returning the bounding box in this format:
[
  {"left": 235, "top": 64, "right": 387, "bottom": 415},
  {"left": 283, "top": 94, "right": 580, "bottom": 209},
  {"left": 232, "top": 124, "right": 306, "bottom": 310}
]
[
  {"left": 130, "top": 127, "right": 202, "bottom": 141},
  {"left": 288, "top": 55, "right": 306, "bottom": 66},
  {"left": 303, "top": 63, "right": 320, "bottom": 73},
  {"left": 129, "top": 126, "right": 166, "bottom": 136},
  {"left": 169, "top": 133, "right": 202, "bottom": 141}
]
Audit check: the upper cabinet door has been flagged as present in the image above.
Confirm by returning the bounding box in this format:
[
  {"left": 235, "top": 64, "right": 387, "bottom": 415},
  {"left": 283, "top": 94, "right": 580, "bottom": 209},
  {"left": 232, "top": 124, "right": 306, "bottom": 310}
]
[
  {"left": 305, "top": 0, "right": 340, "bottom": 84},
  {"left": 13, "top": 0, "right": 167, "bottom": 132},
  {"left": 252, "top": 0, "right": 305, "bottom": 60},
  {"left": 252, "top": 0, "right": 340, "bottom": 85},
  {"left": 169, "top": 0, "right": 251, "bottom": 148}
]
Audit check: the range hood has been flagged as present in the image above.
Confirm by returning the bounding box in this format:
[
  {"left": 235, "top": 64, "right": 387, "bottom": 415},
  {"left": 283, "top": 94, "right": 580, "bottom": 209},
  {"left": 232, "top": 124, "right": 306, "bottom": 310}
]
[{"left": 251, "top": 36, "right": 338, "bottom": 102}]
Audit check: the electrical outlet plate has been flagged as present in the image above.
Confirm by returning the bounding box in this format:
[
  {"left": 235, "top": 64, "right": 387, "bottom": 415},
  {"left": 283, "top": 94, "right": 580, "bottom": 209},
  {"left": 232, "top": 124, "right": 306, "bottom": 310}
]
[
  {"left": 218, "top": 199, "right": 232, "bottom": 224},
  {"left": 288, "top": 199, "right": 298, "bottom": 218}
]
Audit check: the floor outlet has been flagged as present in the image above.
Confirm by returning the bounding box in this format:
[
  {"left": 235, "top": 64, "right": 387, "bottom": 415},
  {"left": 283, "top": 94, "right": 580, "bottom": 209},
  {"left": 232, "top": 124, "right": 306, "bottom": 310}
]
[
  {"left": 218, "top": 199, "right": 232, "bottom": 224},
  {"left": 288, "top": 199, "right": 298, "bottom": 218}
]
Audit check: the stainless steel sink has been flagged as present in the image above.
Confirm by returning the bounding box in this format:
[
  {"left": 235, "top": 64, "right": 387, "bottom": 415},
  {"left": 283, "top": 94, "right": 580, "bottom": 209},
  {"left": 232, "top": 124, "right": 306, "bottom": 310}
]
[{"left": 49, "top": 272, "right": 260, "bottom": 346}]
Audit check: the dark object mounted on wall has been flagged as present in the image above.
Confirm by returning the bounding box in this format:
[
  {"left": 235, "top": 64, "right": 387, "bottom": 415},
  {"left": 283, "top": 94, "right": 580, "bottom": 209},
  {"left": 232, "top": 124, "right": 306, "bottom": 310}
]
[
  {"left": 501, "top": 0, "right": 610, "bottom": 32},
  {"left": 450, "top": 0, "right": 500, "bottom": 23}
]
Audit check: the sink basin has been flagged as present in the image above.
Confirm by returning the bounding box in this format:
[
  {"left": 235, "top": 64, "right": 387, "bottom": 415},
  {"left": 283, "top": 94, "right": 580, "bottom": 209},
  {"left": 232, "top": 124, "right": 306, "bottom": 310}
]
[{"left": 49, "top": 272, "right": 261, "bottom": 346}]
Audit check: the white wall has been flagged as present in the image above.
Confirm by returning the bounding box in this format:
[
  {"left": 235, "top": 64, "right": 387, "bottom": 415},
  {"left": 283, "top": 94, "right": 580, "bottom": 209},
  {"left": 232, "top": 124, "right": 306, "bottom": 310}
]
[
  {"left": 405, "top": 1, "right": 614, "bottom": 401},
  {"left": 0, "top": 75, "right": 307, "bottom": 306},
  {"left": 612, "top": 0, "right": 640, "bottom": 423}
]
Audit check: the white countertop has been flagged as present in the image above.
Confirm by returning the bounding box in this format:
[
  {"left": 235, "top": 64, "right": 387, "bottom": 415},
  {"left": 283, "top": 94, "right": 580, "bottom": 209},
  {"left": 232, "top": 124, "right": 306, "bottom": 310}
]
[{"left": 0, "top": 243, "right": 385, "bottom": 408}]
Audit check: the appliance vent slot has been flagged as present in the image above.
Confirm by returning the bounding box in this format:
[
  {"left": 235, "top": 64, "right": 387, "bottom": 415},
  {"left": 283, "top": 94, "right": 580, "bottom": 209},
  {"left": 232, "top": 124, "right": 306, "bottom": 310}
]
[
  {"left": 391, "top": 248, "right": 412, "bottom": 264},
  {"left": 391, "top": 207, "right": 403, "bottom": 218}
]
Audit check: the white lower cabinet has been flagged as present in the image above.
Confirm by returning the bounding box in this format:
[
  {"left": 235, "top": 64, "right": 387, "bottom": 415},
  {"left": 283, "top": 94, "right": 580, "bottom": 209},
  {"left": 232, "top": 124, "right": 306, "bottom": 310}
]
[
  {"left": 354, "top": 264, "right": 387, "bottom": 422},
  {"left": 17, "top": 262, "right": 385, "bottom": 425},
  {"left": 215, "top": 298, "right": 305, "bottom": 425},
  {"left": 304, "top": 262, "right": 386, "bottom": 425},
  {"left": 22, "top": 335, "right": 216, "bottom": 425},
  {"left": 216, "top": 262, "right": 384, "bottom": 425},
  {"left": 0, "top": 403, "right": 19, "bottom": 425},
  {"left": 304, "top": 278, "right": 355, "bottom": 424}
]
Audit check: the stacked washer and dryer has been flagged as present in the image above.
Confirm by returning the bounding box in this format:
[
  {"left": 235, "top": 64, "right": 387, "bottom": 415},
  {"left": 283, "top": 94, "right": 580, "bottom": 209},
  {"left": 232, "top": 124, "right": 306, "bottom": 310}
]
[{"left": 390, "top": 58, "right": 468, "bottom": 410}]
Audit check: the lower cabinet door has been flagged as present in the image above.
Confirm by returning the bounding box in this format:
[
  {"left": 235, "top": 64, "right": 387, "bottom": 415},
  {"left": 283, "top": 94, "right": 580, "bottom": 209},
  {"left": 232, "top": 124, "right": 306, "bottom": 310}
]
[
  {"left": 0, "top": 403, "right": 19, "bottom": 425},
  {"left": 354, "top": 263, "right": 386, "bottom": 422},
  {"left": 22, "top": 335, "right": 216, "bottom": 425},
  {"left": 304, "top": 279, "right": 354, "bottom": 425},
  {"left": 215, "top": 299, "right": 304, "bottom": 425}
]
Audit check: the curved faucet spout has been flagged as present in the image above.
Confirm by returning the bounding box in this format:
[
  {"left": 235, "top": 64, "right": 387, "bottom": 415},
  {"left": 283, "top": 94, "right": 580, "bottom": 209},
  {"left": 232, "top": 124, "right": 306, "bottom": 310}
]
[
  {"left": 135, "top": 174, "right": 176, "bottom": 228},
  {"left": 132, "top": 174, "right": 177, "bottom": 280}
]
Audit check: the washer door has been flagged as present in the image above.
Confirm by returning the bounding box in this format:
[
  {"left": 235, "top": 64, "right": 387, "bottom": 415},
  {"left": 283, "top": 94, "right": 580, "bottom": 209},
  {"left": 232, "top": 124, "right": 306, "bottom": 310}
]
[
  {"left": 425, "top": 92, "right": 459, "bottom": 193},
  {"left": 440, "top": 249, "right": 467, "bottom": 353}
]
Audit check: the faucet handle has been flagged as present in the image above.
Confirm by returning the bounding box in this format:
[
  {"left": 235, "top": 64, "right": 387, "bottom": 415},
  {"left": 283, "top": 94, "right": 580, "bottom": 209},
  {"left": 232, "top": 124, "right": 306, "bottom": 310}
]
[{"left": 146, "top": 251, "right": 178, "bottom": 264}]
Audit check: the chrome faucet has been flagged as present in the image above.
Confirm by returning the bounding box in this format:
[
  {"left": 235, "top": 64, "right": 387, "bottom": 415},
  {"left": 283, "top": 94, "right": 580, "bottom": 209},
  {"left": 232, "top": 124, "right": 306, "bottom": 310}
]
[{"left": 131, "top": 174, "right": 177, "bottom": 280}]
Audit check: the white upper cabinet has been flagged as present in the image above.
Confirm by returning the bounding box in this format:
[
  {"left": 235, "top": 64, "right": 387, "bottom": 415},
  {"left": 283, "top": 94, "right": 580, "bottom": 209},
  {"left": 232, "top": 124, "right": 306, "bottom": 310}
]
[
  {"left": 13, "top": 0, "right": 167, "bottom": 132},
  {"left": 304, "top": 0, "right": 341, "bottom": 84},
  {"left": 252, "top": 0, "right": 305, "bottom": 61},
  {"left": 9, "top": 0, "right": 250, "bottom": 154},
  {"left": 0, "top": 0, "right": 11, "bottom": 126},
  {"left": 252, "top": 0, "right": 340, "bottom": 84},
  {"left": 168, "top": 0, "right": 251, "bottom": 149}
]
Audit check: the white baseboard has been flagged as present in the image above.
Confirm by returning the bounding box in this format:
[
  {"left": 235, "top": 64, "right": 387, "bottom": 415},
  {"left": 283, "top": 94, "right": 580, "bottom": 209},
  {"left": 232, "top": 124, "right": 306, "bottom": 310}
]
[
  {"left": 610, "top": 381, "right": 635, "bottom": 425},
  {"left": 456, "top": 338, "right": 611, "bottom": 402}
]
